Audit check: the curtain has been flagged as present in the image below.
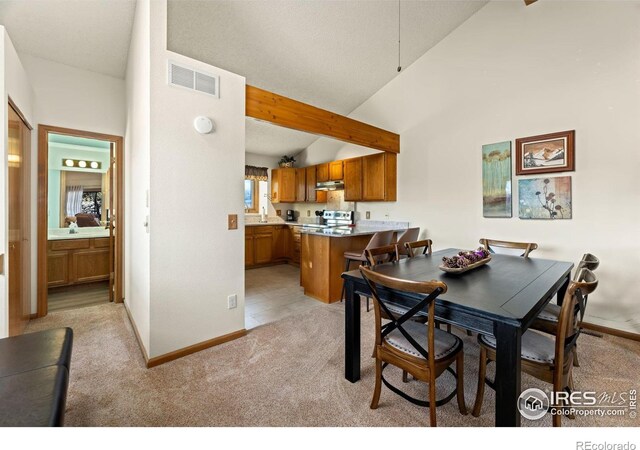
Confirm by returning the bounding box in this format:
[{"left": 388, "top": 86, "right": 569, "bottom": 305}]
[
  {"left": 65, "top": 185, "right": 83, "bottom": 217},
  {"left": 245, "top": 165, "right": 268, "bottom": 181}
]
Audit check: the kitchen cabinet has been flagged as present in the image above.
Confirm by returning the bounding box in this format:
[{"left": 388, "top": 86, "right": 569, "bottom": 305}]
[
  {"left": 271, "top": 168, "right": 296, "bottom": 203},
  {"left": 254, "top": 231, "right": 273, "bottom": 265},
  {"left": 47, "top": 238, "right": 110, "bottom": 288},
  {"left": 343, "top": 157, "right": 363, "bottom": 201},
  {"left": 316, "top": 163, "right": 329, "bottom": 182},
  {"left": 305, "top": 166, "right": 327, "bottom": 203},
  {"left": 362, "top": 152, "right": 397, "bottom": 201},
  {"left": 329, "top": 160, "right": 344, "bottom": 181},
  {"left": 295, "top": 168, "right": 306, "bottom": 202},
  {"left": 245, "top": 225, "right": 290, "bottom": 268},
  {"left": 272, "top": 226, "right": 287, "bottom": 260},
  {"left": 245, "top": 233, "right": 254, "bottom": 268}
]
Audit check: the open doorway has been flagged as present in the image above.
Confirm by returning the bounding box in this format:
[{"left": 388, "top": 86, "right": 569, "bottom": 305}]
[{"left": 37, "top": 125, "right": 124, "bottom": 315}]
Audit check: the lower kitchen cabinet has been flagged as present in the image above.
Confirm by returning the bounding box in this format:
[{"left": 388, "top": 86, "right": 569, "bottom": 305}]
[{"left": 245, "top": 225, "right": 300, "bottom": 268}]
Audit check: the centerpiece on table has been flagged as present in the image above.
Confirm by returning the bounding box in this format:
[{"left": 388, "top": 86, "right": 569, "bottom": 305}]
[{"left": 439, "top": 248, "right": 491, "bottom": 274}]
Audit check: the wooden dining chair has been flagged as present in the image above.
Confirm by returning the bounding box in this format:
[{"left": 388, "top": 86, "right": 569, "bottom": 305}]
[
  {"left": 404, "top": 239, "right": 433, "bottom": 257},
  {"left": 395, "top": 227, "right": 420, "bottom": 259},
  {"left": 360, "top": 266, "right": 467, "bottom": 427},
  {"left": 531, "top": 253, "right": 599, "bottom": 366},
  {"left": 472, "top": 268, "right": 598, "bottom": 427},
  {"left": 365, "top": 244, "right": 399, "bottom": 266},
  {"left": 342, "top": 230, "right": 395, "bottom": 310},
  {"left": 479, "top": 238, "right": 538, "bottom": 258}
]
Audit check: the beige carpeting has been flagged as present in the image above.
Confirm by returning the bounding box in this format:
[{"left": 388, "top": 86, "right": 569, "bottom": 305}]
[{"left": 26, "top": 302, "right": 640, "bottom": 427}]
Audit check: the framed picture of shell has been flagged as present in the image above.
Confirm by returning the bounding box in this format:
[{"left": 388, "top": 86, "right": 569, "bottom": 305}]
[{"left": 515, "top": 130, "right": 575, "bottom": 176}]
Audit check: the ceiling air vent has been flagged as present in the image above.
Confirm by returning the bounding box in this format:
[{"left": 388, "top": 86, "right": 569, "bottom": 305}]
[{"left": 168, "top": 61, "right": 220, "bottom": 98}]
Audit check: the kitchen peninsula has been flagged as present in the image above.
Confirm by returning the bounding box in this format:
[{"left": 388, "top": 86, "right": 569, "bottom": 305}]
[{"left": 300, "top": 225, "right": 404, "bottom": 303}]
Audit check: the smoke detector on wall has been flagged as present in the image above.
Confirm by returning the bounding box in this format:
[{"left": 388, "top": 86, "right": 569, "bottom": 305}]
[{"left": 168, "top": 61, "right": 220, "bottom": 98}]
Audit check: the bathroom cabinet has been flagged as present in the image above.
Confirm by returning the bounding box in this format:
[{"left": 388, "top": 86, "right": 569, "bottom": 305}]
[{"left": 47, "top": 237, "right": 110, "bottom": 288}]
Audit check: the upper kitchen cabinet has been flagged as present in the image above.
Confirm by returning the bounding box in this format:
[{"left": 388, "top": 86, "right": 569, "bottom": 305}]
[
  {"left": 271, "top": 168, "right": 296, "bottom": 203},
  {"left": 305, "top": 165, "right": 327, "bottom": 203},
  {"left": 362, "top": 153, "right": 397, "bottom": 201},
  {"left": 344, "top": 157, "right": 363, "bottom": 201},
  {"left": 316, "top": 163, "right": 330, "bottom": 182},
  {"left": 329, "top": 160, "right": 344, "bottom": 181},
  {"left": 295, "top": 168, "right": 306, "bottom": 202}
]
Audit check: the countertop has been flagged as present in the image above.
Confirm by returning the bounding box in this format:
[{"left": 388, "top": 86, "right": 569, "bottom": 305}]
[
  {"left": 300, "top": 226, "right": 405, "bottom": 237},
  {"left": 48, "top": 227, "right": 110, "bottom": 241},
  {"left": 245, "top": 222, "right": 307, "bottom": 227}
]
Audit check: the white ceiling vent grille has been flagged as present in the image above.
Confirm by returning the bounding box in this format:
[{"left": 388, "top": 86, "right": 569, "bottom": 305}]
[{"left": 168, "top": 61, "right": 220, "bottom": 98}]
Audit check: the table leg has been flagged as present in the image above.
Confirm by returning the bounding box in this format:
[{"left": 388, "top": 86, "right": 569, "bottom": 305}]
[
  {"left": 556, "top": 274, "right": 570, "bottom": 306},
  {"left": 494, "top": 322, "right": 522, "bottom": 427},
  {"left": 344, "top": 280, "right": 361, "bottom": 382}
]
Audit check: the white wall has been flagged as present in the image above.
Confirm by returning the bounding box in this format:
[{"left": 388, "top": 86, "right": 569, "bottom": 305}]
[
  {"left": 147, "top": 0, "right": 246, "bottom": 357},
  {"left": 0, "top": 28, "right": 35, "bottom": 337},
  {"left": 124, "top": 0, "right": 151, "bottom": 353},
  {"left": 295, "top": 1, "right": 640, "bottom": 334}
]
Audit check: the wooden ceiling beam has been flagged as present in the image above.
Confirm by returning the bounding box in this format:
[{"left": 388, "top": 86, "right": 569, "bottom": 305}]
[{"left": 245, "top": 85, "right": 399, "bottom": 154}]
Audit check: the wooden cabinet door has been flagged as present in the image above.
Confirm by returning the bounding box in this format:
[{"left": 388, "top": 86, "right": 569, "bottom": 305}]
[
  {"left": 273, "top": 226, "right": 287, "bottom": 259},
  {"left": 363, "top": 153, "right": 386, "bottom": 201},
  {"left": 73, "top": 249, "right": 110, "bottom": 284},
  {"left": 305, "top": 166, "right": 317, "bottom": 202},
  {"left": 245, "top": 234, "right": 254, "bottom": 268},
  {"left": 344, "top": 158, "right": 363, "bottom": 201},
  {"left": 254, "top": 232, "right": 273, "bottom": 265},
  {"left": 47, "top": 252, "right": 70, "bottom": 287},
  {"left": 295, "top": 168, "right": 306, "bottom": 202},
  {"left": 279, "top": 168, "right": 296, "bottom": 202},
  {"left": 271, "top": 168, "right": 281, "bottom": 203},
  {"left": 316, "top": 163, "right": 329, "bottom": 182},
  {"left": 329, "top": 160, "right": 344, "bottom": 181}
]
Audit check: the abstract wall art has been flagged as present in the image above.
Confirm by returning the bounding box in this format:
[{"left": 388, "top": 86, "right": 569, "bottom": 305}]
[{"left": 482, "top": 141, "right": 512, "bottom": 218}]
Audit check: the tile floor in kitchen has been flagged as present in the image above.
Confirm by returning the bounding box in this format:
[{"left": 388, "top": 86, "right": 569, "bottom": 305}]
[{"left": 244, "top": 264, "right": 330, "bottom": 329}]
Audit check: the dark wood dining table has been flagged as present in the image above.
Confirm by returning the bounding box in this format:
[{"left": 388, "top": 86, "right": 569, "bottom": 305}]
[{"left": 341, "top": 248, "right": 573, "bottom": 427}]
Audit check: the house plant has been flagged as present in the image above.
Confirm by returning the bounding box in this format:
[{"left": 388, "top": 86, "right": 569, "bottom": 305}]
[{"left": 278, "top": 155, "right": 296, "bottom": 168}]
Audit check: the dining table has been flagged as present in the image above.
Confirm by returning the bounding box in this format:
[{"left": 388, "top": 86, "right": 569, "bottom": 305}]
[{"left": 341, "top": 248, "right": 573, "bottom": 427}]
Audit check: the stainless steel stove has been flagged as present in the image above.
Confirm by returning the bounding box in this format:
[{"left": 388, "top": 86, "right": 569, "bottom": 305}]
[{"left": 302, "top": 210, "right": 354, "bottom": 229}]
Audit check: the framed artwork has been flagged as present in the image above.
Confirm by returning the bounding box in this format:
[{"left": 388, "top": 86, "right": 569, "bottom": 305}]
[
  {"left": 482, "top": 141, "right": 512, "bottom": 218},
  {"left": 515, "top": 130, "right": 575, "bottom": 175},
  {"left": 518, "top": 176, "right": 572, "bottom": 220}
]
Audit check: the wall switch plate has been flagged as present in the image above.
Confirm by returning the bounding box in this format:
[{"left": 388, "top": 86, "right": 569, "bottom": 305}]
[
  {"left": 366, "top": 211, "right": 371, "bottom": 219},
  {"left": 228, "top": 294, "right": 237, "bottom": 309},
  {"left": 228, "top": 214, "right": 238, "bottom": 230}
]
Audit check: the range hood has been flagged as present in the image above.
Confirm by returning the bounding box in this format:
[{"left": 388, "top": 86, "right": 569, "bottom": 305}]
[{"left": 316, "top": 180, "right": 344, "bottom": 191}]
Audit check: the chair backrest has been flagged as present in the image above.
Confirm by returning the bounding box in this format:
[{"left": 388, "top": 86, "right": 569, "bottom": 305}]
[
  {"left": 555, "top": 268, "right": 598, "bottom": 376},
  {"left": 364, "top": 230, "right": 395, "bottom": 251},
  {"left": 479, "top": 238, "right": 538, "bottom": 258},
  {"left": 365, "top": 244, "right": 399, "bottom": 266},
  {"left": 359, "top": 265, "right": 448, "bottom": 364},
  {"left": 404, "top": 239, "right": 433, "bottom": 257},
  {"left": 396, "top": 227, "right": 420, "bottom": 256},
  {"left": 576, "top": 253, "right": 599, "bottom": 275}
]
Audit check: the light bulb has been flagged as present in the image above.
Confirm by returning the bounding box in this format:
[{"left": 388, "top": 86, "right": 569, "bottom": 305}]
[
  {"left": 90, "top": 161, "right": 99, "bottom": 169},
  {"left": 78, "top": 160, "right": 87, "bottom": 168},
  {"left": 65, "top": 159, "right": 74, "bottom": 167}
]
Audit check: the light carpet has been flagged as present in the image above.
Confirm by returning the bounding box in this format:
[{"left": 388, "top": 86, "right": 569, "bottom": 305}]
[{"left": 26, "top": 302, "right": 640, "bottom": 427}]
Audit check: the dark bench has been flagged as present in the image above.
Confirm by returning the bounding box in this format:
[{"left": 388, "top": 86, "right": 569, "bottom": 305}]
[{"left": 0, "top": 328, "right": 73, "bottom": 427}]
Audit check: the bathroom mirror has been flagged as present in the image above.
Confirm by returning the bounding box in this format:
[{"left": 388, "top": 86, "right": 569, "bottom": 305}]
[{"left": 47, "top": 134, "right": 112, "bottom": 234}]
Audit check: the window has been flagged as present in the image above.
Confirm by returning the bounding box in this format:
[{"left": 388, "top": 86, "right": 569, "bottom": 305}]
[
  {"left": 244, "top": 180, "right": 258, "bottom": 213},
  {"left": 81, "top": 190, "right": 103, "bottom": 218}
]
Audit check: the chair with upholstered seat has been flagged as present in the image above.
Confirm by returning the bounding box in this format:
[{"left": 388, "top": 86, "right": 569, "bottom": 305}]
[
  {"left": 472, "top": 268, "right": 598, "bottom": 427},
  {"left": 342, "top": 230, "right": 395, "bottom": 310},
  {"left": 395, "top": 228, "right": 420, "bottom": 259},
  {"left": 531, "top": 253, "right": 599, "bottom": 367},
  {"left": 404, "top": 239, "right": 433, "bottom": 257},
  {"left": 360, "top": 266, "right": 467, "bottom": 426},
  {"left": 479, "top": 238, "right": 538, "bottom": 257}
]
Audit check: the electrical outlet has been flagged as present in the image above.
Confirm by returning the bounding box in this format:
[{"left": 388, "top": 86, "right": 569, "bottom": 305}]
[
  {"left": 307, "top": 210, "right": 311, "bottom": 217},
  {"left": 228, "top": 294, "right": 237, "bottom": 309},
  {"left": 276, "top": 209, "right": 281, "bottom": 217},
  {"left": 366, "top": 211, "right": 371, "bottom": 219}
]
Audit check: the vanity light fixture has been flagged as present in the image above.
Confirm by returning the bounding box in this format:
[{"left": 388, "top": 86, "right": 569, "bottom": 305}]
[{"left": 62, "top": 159, "right": 102, "bottom": 170}]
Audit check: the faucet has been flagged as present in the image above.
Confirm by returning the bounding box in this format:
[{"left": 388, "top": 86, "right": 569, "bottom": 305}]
[{"left": 259, "top": 207, "right": 268, "bottom": 223}]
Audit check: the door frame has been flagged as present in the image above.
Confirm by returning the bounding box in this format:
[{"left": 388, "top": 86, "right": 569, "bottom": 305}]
[{"left": 37, "top": 125, "right": 125, "bottom": 317}]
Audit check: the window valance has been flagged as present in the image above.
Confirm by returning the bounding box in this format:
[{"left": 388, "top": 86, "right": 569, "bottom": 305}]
[{"left": 245, "top": 165, "right": 269, "bottom": 181}]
